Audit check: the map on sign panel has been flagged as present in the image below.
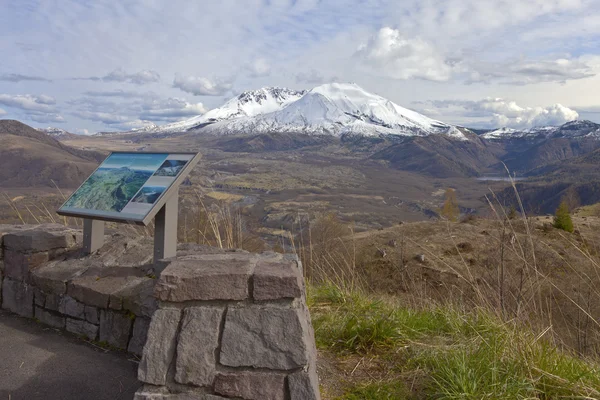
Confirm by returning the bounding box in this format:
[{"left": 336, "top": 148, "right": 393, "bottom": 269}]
[{"left": 58, "top": 152, "right": 195, "bottom": 222}]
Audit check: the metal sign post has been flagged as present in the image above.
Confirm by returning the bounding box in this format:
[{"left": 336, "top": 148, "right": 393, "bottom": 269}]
[
  {"left": 153, "top": 190, "right": 178, "bottom": 261},
  {"left": 83, "top": 218, "right": 105, "bottom": 253}
]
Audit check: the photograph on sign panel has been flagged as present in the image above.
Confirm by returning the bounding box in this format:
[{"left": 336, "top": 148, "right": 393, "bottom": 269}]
[
  {"left": 63, "top": 153, "right": 167, "bottom": 213},
  {"left": 131, "top": 185, "right": 166, "bottom": 204},
  {"left": 154, "top": 159, "right": 188, "bottom": 177}
]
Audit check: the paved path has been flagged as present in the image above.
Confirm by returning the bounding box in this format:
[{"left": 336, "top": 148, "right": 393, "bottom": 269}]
[{"left": 0, "top": 310, "right": 140, "bottom": 400}]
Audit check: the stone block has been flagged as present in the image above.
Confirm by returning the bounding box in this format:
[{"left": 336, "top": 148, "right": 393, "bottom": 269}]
[
  {"left": 253, "top": 259, "right": 303, "bottom": 301},
  {"left": 68, "top": 275, "right": 146, "bottom": 309},
  {"left": 154, "top": 254, "right": 256, "bottom": 302},
  {"left": 31, "top": 259, "right": 91, "bottom": 295},
  {"left": 288, "top": 370, "right": 321, "bottom": 400},
  {"left": 175, "top": 307, "right": 224, "bottom": 386},
  {"left": 128, "top": 317, "right": 151, "bottom": 356},
  {"left": 134, "top": 385, "right": 226, "bottom": 400},
  {"left": 59, "top": 295, "right": 86, "bottom": 319},
  {"left": 3, "top": 229, "right": 75, "bottom": 253},
  {"left": 34, "top": 288, "right": 45, "bottom": 307},
  {"left": 99, "top": 310, "right": 133, "bottom": 349},
  {"left": 214, "top": 372, "right": 286, "bottom": 400},
  {"left": 85, "top": 305, "right": 99, "bottom": 324},
  {"left": 45, "top": 292, "right": 61, "bottom": 311},
  {"left": 4, "top": 249, "right": 49, "bottom": 282},
  {"left": 138, "top": 308, "right": 182, "bottom": 385},
  {"left": 122, "top": 278, "right": 158, "bottom": 317},
  {"left": 1, "top": 278, "right": 34, "bottom": 318},
  {"left": 66, "top": 318, "right": 98, "bottom": 340},
  {"left": 220, "top": 306, "right": 308, "bottom": 370},
  {"left": 35, "top": 306, "right": 65, "bottom": 329}
]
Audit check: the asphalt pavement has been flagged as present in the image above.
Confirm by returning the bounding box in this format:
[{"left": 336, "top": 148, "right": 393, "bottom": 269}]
[{"left": 0, "top": 310, "right": 140, "bottom": 400}]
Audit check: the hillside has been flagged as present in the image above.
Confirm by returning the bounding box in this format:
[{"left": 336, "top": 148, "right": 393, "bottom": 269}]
[
  {"left": 300, "top": 212, "right": 600, "bottom": 398},
  {"left": 0, "top": 120, "right": 104, "bottom": 188}
]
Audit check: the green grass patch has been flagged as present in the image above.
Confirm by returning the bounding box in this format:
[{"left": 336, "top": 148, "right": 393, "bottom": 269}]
[
  {"left": 309, "top": 283, "right": 600, "bottom": 399},
  {"left": 340, "top": 380, "right": 410, "bottom": 400}
]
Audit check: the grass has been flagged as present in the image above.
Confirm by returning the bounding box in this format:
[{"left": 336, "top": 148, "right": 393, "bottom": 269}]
[{"left": 309, "top": 284, "right": 600, "bottom": 399}]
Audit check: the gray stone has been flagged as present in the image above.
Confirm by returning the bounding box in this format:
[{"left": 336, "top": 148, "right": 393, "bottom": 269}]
[
  {"left": 35, "top": 306, "right": 65, "bottom": 329},
  {"left": 220, "top": 306, "right": 308, "bottom": 370},
  {"left": 253, "top": 259, "right": 303, "bottom": 301},
  {"left": 4, "top": 249, "right": 49, "bottom": 282},
  {"left": 45, "top": 292, "right": 61, "bottom": 311},
  {"left": 154, "top": 255, "right": 255, "bottom": 302},
  {"left": 134, "top": 385, "right": 224, "bottom": 400},
  {"left": 34, "top": 288, "right": 45, "bottom": 307},
  {"left": 68, "top": 275, "right": 146, "bottom": 309},
  {"left": 31, "top": 259, "right": 90, "bottom": 294},
  {"left": 59, "top": 295, "right": 85, "bottom": 319},
  {"left": 3, "top": 228, "right": 75, "bottom": 252},
  {"left": 128, "top": 317, "right": 151, "bottom": 356},
  {"left": 175, "top": 307, "right": 224, "bottom": 386},
  {"left": 138, "top": 308, "right": 181, "bottom": 385},
  {"left": 66, "top": 318, "right": 98, "bottom": 340},
  {"left": 214, "top": 372, "right": 286, "bottom": 400},
  {"left": 122, "top": 278, "right": 158, "bottom": 317},
  {"left": 1, "top": 278, "right": 34, "bottom": 318},
  {"left": 85, "top": 305, "right": 99, "bottom": 324},
  {"left": 288, "top": 370, "right": 321, "bottom": 400},
  {"left": 99, "top": 310, "right": 133, "bottom": 349}
]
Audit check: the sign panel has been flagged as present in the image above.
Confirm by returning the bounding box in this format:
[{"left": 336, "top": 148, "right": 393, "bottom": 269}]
[{"left": 58, "top": 152, "right": 198, "bottom": 224}]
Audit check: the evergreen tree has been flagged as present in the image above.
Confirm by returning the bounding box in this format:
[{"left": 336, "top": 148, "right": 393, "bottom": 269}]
[
  {"left": 553, "top": 200, "right": 574, "bottom": 233},
  {"left": 441, "top": 188, "right": 459, "bottom": 222}
]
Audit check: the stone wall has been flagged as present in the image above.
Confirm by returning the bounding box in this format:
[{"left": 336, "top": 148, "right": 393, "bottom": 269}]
[
  {"left": 0, "top": 225, "right": 321, "bottom": 400},
  {"left": 0, "top": 224, "right": 158, "bottom": 355},
  {"left": 135, "top": 252, "right": 320, "bottom": 400}
]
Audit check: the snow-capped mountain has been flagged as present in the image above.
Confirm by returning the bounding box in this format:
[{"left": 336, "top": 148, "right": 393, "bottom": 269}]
[
  {"left": 37, "top": 127, "right": 73, "bottom": 138},
  {"left": 136, "top": 87, "right": 306, "bottom": 134},
  {"left": 129, "top": 83, "right": 466, "bottom": 140},
  {"left": 481, "top": 120, "right": 599, "bottom": 140}
]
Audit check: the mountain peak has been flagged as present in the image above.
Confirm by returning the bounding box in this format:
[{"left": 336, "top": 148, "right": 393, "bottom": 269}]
[{"left": 111, "top": 83, "right": 466, "bottom": 140}]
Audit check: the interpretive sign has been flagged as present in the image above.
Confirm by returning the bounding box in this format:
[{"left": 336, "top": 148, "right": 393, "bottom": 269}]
[
  {"left": 57, "top": 151, "right": 200, "bottom": 259},
  {"left": 58, "top": 152, "right": 198, "bottom": 225}
]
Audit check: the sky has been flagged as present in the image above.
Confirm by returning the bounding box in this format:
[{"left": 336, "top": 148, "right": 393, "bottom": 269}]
[{"left": 1, "top": 0, "right": 600, "bottom": 134}]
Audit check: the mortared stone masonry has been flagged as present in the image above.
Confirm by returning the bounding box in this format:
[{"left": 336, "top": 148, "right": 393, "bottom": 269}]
[{"left": 0, "top": 225, "right": 320, "bottom": 400}]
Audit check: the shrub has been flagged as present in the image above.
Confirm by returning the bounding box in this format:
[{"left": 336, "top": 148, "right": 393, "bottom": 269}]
[
  {"left": 553, "top": 200, "right": 574, "bottom": 233},
  {"left": 441, "top": 188, "right": 459, "bottom": 222}
]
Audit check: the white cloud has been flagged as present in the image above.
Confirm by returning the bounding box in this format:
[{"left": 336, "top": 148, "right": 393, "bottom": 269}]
[
  {"left": 139, "top": 98, "right": 207, "bottom": 120},
  {"left": 0, "top": 74, "right": 52, "bottom": 82},
  {"left": 469, "top": 56, "right": 600, "bottom": 85},
  {"left": 29, "top": 113, "right": 66, "bottom": 123},
  {"left": 0, "top": 94, "right": 57, "bottom": 112},
  {"left": 295, "top": 69, "right": 339, "bottom": 84},
  {"left": 71, "top": 110, "right": 130, "bottom": 125},
  {"left": 173, "top": 75, "right": 233, "bottom": 96},
  {"left": 246, "top": 58, "right": 271, "bottom": 78},
  {"left": 103, "top": 68, "right": 160, "bottom": 84},
  {"left": 0, "top": 108, "right": 5, "bottom": 115},
  {"left": 355, "top": 27, "right": 455, "bottom": 82},
  {"left": 71, "top": 94, "right": 208, "bottom": 129},
  {"left": 421, "top": 98, "right": 579, "bottom": 129}
]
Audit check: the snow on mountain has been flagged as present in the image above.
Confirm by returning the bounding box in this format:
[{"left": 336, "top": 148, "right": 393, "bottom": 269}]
[
  {"left": 125, "top": 83, "right": 466, "bottom": 140},
  {"left": 482, "top": 120, "right": 600, "bottom": 140},
  {"left": 137, "top": 87, "right": 306, "bottom": 134},
  {"left": 37, "top": 127, "right": 74, "bottom": 138},
  {"left": 208, "top": 83, "right": 465, "bottom": 139}
]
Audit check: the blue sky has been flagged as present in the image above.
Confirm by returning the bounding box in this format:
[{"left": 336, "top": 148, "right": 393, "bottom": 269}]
[{"left": 1, "top": 0, "right": 600, "bottom": 132}]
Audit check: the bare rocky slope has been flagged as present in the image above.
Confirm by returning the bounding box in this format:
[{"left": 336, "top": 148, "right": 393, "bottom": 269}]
[{"left": 0, "top": 120, "right": 104, "bottom": 188}]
